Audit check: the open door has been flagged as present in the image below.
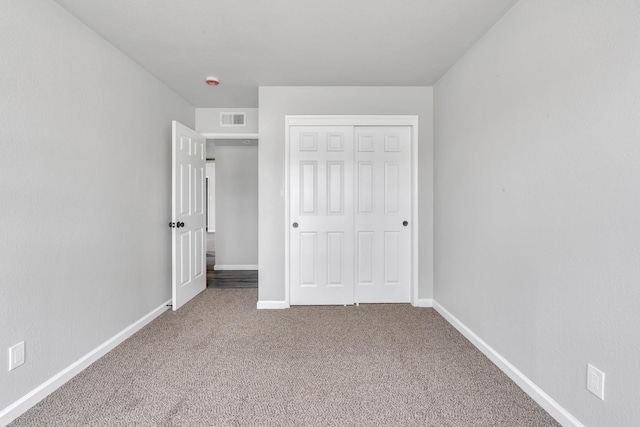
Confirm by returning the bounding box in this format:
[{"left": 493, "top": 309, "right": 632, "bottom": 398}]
[{"left": 171, "top": 121, "right": 206, "bottom": 310}]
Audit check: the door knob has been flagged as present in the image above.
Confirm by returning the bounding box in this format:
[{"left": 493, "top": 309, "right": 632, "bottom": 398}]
[
  {"left": 403, "top": 221, "right": 408, "bottom": 226},
  {"left": 177, "top": 222, "right": 185, "bottom": 228},
  {"left": 168, "top": 222, "right": 175, "bottom": 228},
  {"left": 292, "top": 222, "right": 298, "bottom": 228}
]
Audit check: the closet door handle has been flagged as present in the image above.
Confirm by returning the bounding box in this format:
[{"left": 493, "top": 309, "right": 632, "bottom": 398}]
[
  {"left": 292, "top": 222, "right": 299, "bottom": 228},
  {"left": 402, "top": 221, "right": 408, "bottom": 227}
]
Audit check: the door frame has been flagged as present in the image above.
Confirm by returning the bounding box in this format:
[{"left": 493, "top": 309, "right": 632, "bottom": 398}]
[{"left": 284, "top": 115, "right": 419, "bottom": 307}]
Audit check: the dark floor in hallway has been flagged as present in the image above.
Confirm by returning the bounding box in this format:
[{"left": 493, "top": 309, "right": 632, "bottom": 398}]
[{"left": 207, "top": 251, "right": 258, "bottom": 288}]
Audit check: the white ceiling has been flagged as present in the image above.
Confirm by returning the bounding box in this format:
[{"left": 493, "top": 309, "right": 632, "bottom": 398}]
[{"left": 54, "top": 0, "right": 519, "bottom": 108}]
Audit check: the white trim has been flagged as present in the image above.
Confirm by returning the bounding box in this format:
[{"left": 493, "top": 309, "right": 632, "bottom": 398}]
[
  {"left": 286, "top": 115, "right": 419, "bottom": 127},
  {"left": 432, "top": 301, "right": 585, "bottom": 427},
  {"left": 257, "top": 300, "right": 290, "bottom": 309},
  {"left": 284, "top": 116, "right": 292, "bottom": 307},
  {"left": 410, "top": 119, "right": 419, "bottom": 307},
  {"left": 201, "top": 132, "right": 259, "bottom": 140},
  {"left": 413, "top": 298, "right": 433, "bottom": 308},
  {"left": 0, "top": 300, "right": 171, "bottom": 426},
  {"left": 284, "top": 115, "right": 419, "bottom": 307},
  {"left": 213, "top": 264, "right": 258, "bottom": 271}
]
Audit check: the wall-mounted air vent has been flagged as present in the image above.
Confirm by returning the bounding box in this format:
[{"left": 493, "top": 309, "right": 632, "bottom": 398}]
[{"left": 220, "top": 112, "right": 246, "bottom": 127}]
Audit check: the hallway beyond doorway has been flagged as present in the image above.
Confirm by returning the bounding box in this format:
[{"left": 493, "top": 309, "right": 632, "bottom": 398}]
[{"left": 207, "top": 252, "right": 257, "bottom": 288}]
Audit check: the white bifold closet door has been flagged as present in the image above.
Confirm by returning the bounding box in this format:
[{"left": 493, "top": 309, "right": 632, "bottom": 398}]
[{"left": 289, "top": 125, "right": 411, "bottom": 305}]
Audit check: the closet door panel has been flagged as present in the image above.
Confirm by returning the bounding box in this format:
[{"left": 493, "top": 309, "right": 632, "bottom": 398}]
[
  {"left": 290, "top": 126, "right": 354, "bottom": 305},
  {"left": 354, "top": 126, "right": 412, "bottom": 303}
]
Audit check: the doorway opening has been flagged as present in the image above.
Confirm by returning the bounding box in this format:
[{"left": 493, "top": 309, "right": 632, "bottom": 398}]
[{"left": 205, "top": 140, "right": 258, "bottom": 289}]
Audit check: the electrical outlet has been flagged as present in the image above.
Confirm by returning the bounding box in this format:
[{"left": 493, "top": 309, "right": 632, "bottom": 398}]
[
  {"left": 587, "top": 363, "right": 605, "bottom": 400},
  {"left": 9, "top": 342, "right": 25, "bottom": 371}
]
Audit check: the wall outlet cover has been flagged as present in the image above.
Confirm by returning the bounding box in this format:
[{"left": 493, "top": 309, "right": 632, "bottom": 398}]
[
  {"left": 587, "top": 363, "right": 605, "bottom": 400},
  {"left": 9, "top": 341, "right": 25, "bottom": 371}
]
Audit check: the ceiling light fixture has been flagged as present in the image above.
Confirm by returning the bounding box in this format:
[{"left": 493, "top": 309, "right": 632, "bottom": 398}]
[{"left": 205, "top": 76, "right": 220, "bottom": 86}]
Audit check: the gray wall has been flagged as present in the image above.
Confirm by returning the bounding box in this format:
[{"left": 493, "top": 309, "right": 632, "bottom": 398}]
[
  {"left": 0, "top": 0, "right": 194, "bottom": 412},
  {"left": 215, "top": 144, "right": 259, "bottom": 267},
  {"left": 206, "top": 231, "right": 216, "bottom": 253},
  {"left": 206, "top": 160, "right": 216, "bottom": 252},
  {"left": 258, "top": 87, "right": 433, "bottom": 302},
  {"left": 433, "top": 1, "right": 640, "bottom": 425}
]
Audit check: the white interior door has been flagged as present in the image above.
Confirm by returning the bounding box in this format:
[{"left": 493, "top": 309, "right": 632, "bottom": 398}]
[
  {"left": 290, "top": 126, "right": 354, "bottom": 305},
  {"left": 172, "top": 121, "right": 206, "bottom": 310},
  {"left": 354, "top": 126, "right": 412, "bottom": 303}
]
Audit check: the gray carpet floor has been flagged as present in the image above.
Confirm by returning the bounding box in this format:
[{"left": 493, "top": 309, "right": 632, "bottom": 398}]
[{"left": 12, "top": 289, "right": 560, "bottom": 426}]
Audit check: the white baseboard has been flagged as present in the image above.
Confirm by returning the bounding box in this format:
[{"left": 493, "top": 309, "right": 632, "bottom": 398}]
[
  {"left": 214, "top": 264, "right": 258, "bottom": 270},
  {"left": 0, "top": 298, "right": 583, "bottom": 426},
  {"left": 0, "top": 300, "right": 171, "bottom": 427},
  {"left": 256, "top": 300, "right": 289, "bottom": 309},
  {"left": 432, "top": 301, "right": 584, "bottom": 427},
  {"left": 413, "top": 298, "right": 433, "bottom": 307}
]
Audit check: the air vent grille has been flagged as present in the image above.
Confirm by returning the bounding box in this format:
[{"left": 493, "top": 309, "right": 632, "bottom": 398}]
[{"left": 220, "top": 112, "right": 246, "bottom": 127}]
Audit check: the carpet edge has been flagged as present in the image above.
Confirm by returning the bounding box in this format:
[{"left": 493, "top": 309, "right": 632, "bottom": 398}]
[
  {"left": 432, "top": 300, "right": 584, "bottom": 427},
  {"left": 0, "top": 299, "right": 171, "bottom": 427}
]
